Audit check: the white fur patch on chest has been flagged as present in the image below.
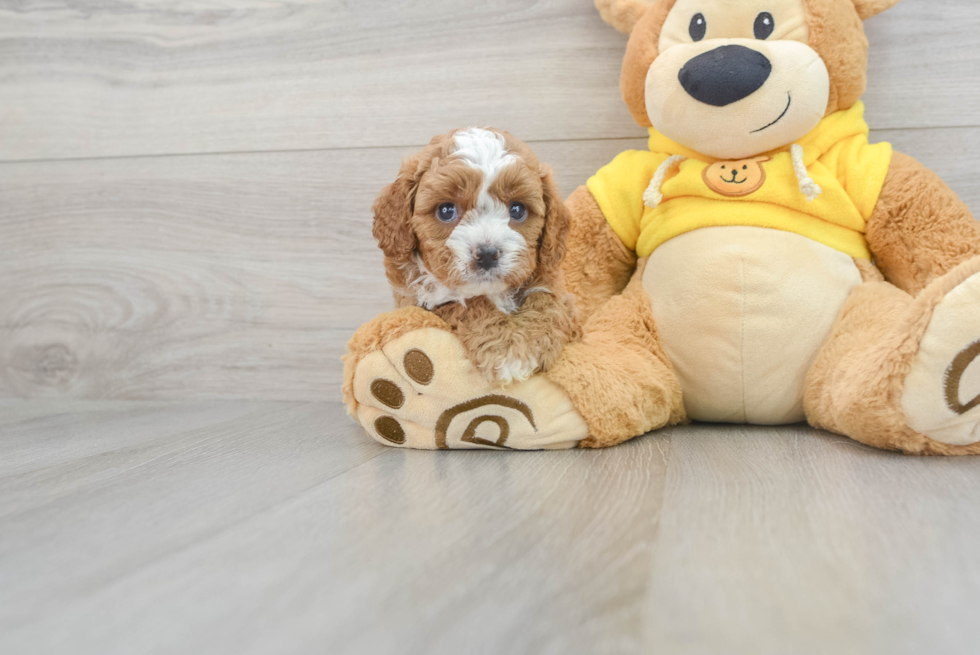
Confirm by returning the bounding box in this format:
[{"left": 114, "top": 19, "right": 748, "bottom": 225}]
[{"left": 408, "top": 256, "right": 519, "bottom": 314}]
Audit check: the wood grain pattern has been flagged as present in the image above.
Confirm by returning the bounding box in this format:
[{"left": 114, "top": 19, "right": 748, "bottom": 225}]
[
  {"left": 3, "top": 128, "right": 979, "bottom": 400},
  {"left": 643, "top": 424, "right": 980, "bottom": 655},
  {"left": 0, "top": 401, "right": 671, "bottom": 654},
  {"left": 0, "top": 402, "right": 388, "bottom": 633},
  {"left": 1, "top": 402, "right": 978, "bottom": 654},
  {"left": 1, "top": 0, "right": 979, "bottom": 161},
  {"left": 0, "top": 400, "right": 291, "bottom": 479}
]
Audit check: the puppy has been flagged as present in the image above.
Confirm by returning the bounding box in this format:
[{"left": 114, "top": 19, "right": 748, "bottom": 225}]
[{"left": 372, "top": 127, "right": 581, "bottom": 384}]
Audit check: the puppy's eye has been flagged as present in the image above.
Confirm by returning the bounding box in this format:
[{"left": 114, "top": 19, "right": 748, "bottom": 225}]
[
  {"left": 754, "top": 12, "right": 774, "bottom": 40},
  {"left": 436, "top": 203, "right": 458, "bottom": 222},
  {"left": 509, "top": 202, "right": 527, "bottom": 222},
  {"left": 689, "top": 13, "right": 706, "bottom": 42}
]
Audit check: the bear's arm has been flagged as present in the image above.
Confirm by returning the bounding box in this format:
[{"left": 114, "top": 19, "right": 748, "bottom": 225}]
[
  {"left": 561, "top": 185, "right": 638, "bottom": 320},
  {"left": 866, "top": 151, "right": 980, "bottom": 296}
]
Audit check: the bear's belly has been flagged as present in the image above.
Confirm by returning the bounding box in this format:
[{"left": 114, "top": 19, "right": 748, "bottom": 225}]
[{"left": 642, "top": 226, "right": 863, "bottom": 424}]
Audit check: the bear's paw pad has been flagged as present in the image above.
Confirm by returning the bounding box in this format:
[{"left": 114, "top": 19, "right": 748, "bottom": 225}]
[
  {"left": 903, "top": 270, "right": 980, "bottom": 446},
  {"left": 352, "top": 328, "right": 587, "bottom": 450}
]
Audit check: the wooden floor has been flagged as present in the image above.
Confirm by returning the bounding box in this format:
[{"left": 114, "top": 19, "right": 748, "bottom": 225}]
[
  {"left": 3, "top": 0, "right": 980, "bottom": 652},
  {"left": 3, "top": 0, "right": 980, "bottom": 400},
  {"left": 0, "top": 401, "right": 977, "bottom": 655}
]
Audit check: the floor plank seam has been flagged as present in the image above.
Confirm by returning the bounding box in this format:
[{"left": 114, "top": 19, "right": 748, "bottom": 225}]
[{"left": 3, "top": 124, "right": 974, "bottom": 167}]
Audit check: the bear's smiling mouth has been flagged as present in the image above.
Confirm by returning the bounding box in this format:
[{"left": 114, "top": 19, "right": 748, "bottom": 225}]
[
  {"left": 750, "top": 93, "right": 793, "bottom": 134},
  {"left": 721, "top": 172, "right": 746, "bottom": 184}
]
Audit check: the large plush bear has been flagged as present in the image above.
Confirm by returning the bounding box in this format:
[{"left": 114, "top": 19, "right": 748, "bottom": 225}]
[{"left": 343, "top": 0, "right": 980, "bottom": 455}]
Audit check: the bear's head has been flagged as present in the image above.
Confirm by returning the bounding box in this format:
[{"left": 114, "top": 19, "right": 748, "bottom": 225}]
[{"left": 596, "top": 0, "right": 900, "bottom": 159}]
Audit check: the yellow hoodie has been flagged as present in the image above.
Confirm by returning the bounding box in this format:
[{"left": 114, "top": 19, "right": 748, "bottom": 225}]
[{"left": 586, "top": 102, "right": 892, "bottom": 260}]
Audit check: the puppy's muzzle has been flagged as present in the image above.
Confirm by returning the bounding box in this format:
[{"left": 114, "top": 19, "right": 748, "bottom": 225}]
[
  {"left": 474, "top": 245, "right": 500, "bottom": 271},
  {"left": 678, "top": 45, "right": 772, "bottom": 107}
]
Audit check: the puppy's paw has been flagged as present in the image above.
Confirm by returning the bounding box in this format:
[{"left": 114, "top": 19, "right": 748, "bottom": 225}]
[
  {"left": 465, "top": 339, "right": 542, "bottom": 386},
  {"left": 495, "top": 355, "right": 539, "bottom": 386}
]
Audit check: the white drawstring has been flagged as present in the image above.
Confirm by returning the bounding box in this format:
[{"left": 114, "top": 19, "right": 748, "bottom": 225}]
[
  {"left": 791, "top": 144, "right": 822, "bottom": 202},
  {"left": 645, "top": 148, "right": 820, "bottom": 207},
  {"left": 643, "top": 155, "right": 686, "bottom": 210}
]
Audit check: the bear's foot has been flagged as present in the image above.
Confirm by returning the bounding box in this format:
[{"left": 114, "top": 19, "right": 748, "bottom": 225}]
[
  {"left": 349, "top": 323, "right": 588, "bottom": 450},
  {"left": 902, "top": 259, "right": 980, "bottom": 447}
]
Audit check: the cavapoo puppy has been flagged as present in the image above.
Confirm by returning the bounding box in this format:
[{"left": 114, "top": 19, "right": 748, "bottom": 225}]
[{"left": 372, "top": 127, "right": 581, "bottom": 384}]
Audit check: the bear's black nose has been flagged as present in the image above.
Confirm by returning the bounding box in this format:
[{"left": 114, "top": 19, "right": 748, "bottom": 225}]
[{"left": 678, "top": 45, "right": 772, "bottom": 107}]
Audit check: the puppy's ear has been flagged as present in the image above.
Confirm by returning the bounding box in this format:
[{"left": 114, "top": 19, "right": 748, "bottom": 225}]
[
  {"left": 536, "top": 166, "right": 572, "bottom": 284},
  {"left": 851, "top": 0, "right": 901, "bottom": 20},
  {"left": 372, "top": 155, "right": 422, "bottom": 263}
]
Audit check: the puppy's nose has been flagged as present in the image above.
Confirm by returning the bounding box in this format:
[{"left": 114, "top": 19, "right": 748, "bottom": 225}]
[
  {"left": 678, "top": 45, "right": 772, "bottom": 107},
  {"left": 474, "top": 245, "right": 500, "bottom": 271}
]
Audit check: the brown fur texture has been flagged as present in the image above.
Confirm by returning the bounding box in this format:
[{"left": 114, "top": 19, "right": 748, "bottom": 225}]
[
  {"left": 805, "top": 256, "right": 980, "bottom": 455},
  {"left": 445, "top": 290, "right": 582, "bottom": 383},
  {"left": 547, "top": 258, "right": 687, "bottom": 448},
  {"left": 342, "top": 306, "right": 451, "bottom": 416},
  {"left": 561, "top": 185, "right": 638, "bottom": 320},
  {"left": 370, "top": 128, "right": 581, "bottom": 382},
  {"left": 619, "top": 0, "right": 678, "bottom": 128},
  {"left": 595, "top": 0, "right": 654, "bottom": 34},
  {"left": 803, "top": 0, "right": 871, "bottom": 116},
  {"left": 867, "top": 152, "right": 980, "bottom": 296},
  {"left": 372, "top": 133, "right": 452, "bottom": 294},
  {"left": 852, "top": 0, "right": 901, "bottom": 20}
]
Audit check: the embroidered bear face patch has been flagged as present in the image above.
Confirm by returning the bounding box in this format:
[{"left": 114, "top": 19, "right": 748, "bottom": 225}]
[{"left": 703, "top": 155, "right": 770, "bottom": 197}]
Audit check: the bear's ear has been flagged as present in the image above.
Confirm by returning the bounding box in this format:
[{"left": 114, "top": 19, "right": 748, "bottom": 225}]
[
  {"left": 594, "top": 0, "right": 655, "bottom": 34},
  {"left": 851, "top": 0, "right": 901, "bottom": 20}
]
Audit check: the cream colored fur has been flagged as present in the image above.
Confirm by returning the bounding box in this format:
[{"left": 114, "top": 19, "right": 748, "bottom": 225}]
[{"left": 644, "top": 227, "right": 862, "bottom": 423}]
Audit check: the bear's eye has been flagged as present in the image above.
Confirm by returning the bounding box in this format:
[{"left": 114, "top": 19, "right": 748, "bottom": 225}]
[
  {"left": 437, "top": 202, "right": 458, "bottom": 222},
  {"left": 689, "top": 13, "right": 707, "bottom": 42},
  {"left": 754, "top": 12, "right": 775, "bottom": 40}
]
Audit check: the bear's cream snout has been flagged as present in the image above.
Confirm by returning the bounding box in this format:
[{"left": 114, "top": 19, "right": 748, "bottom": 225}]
[
  {"left": 645, "top": 0, "right": 829, "bottom": 159},
  {"left": 646, "top": 39, "right": 830, "bottom": 160}
]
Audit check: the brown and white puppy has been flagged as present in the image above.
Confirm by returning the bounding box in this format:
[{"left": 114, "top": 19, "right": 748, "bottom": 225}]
[{"left": 372, "top": 128, "right": 581, "bottom": 384}]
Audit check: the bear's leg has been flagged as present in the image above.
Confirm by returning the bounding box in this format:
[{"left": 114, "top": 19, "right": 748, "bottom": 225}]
[
  {"left": 343, "top": 261, "right": 685, "bottom": 450},
  {"left": 547, "top": 259, "right": 686, "bottom": 448},
  {"left": 805, "top": 256, "right": 980, "bottom": 455}
]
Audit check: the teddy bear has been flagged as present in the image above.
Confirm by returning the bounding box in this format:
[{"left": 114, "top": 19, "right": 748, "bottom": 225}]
[{"left": 343, "top": 0, "right": 980, "bottom": 455}]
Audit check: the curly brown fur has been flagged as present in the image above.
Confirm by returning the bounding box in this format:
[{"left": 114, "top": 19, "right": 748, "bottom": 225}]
[
  {"left": 371, "top": 128, "right": 581, "bottom": 384},
  {"left": 446, "top": 290, "right": 582, "bottom": 384}
]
